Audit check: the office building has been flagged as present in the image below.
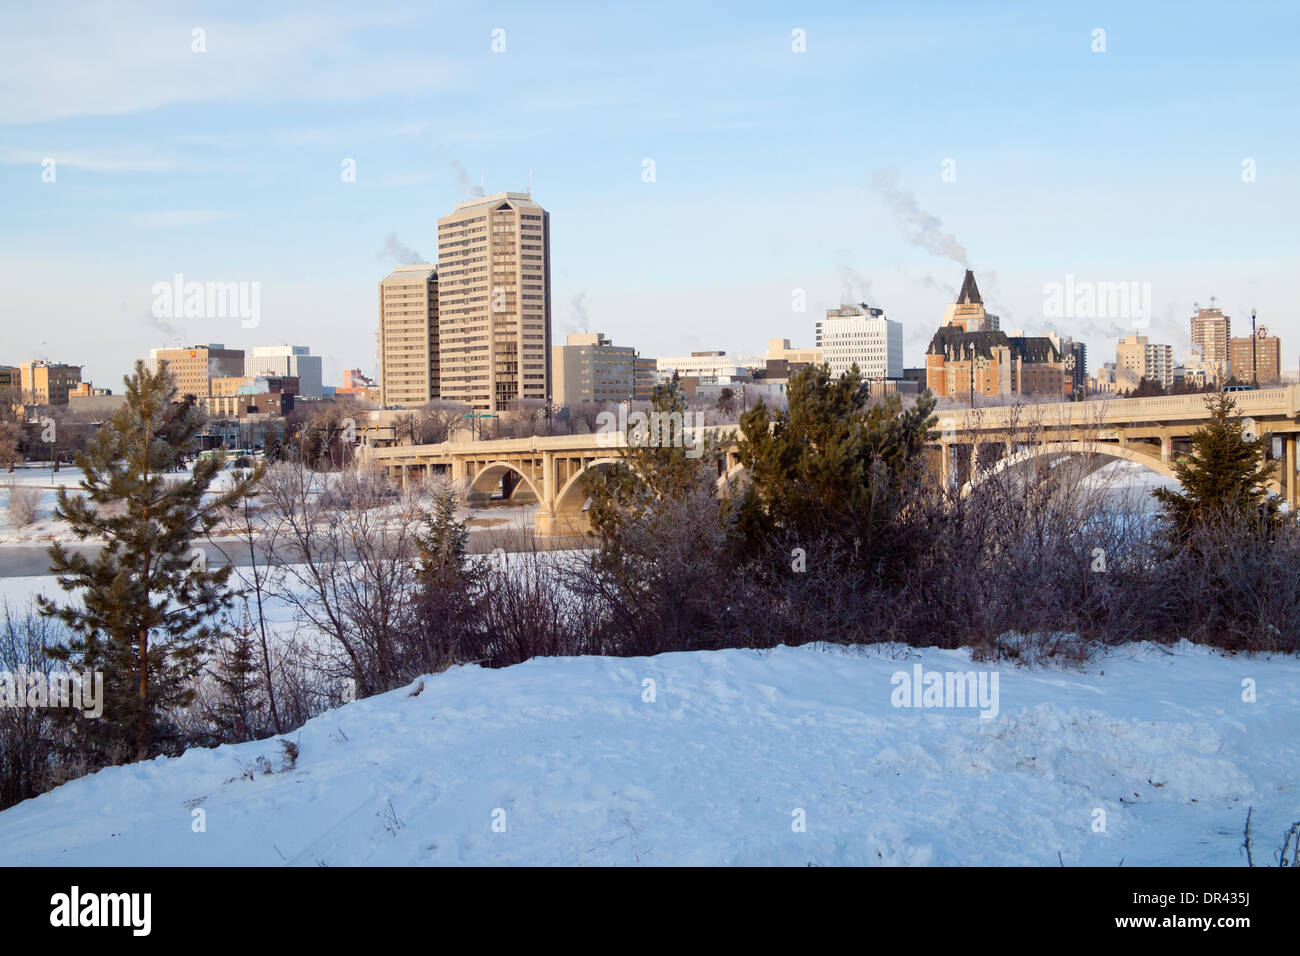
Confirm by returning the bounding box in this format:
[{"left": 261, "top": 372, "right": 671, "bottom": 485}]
[
  {"left": 247, "top": 345, "right": 323, "bottom": 399},
  {"left": 656, "top": 351, "right": 748, "bottom": 385},
  {"left": 19, "top": 361, "right": 83, "bottom": 406},
  {"left": 149, "top": 345, "right": 244, "bottom": 405},
  {"left": 437, "top": 191, "right": 551, "bottom": 412},
  {"left": 552, "top": 332, "right": 644, "bottom": 407},
  {"left": 379, "top": 264, "right": 439, "bottom": 408},
  {"left": 816, "top": 304, "right": 903, "bottom": 380}
]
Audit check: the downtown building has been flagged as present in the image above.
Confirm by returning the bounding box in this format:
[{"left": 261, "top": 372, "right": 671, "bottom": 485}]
[
  {"left": 552, "top": 332, "right": 651, "bottom": 407},
  {"left": 1229, "top": 333, "right": 1282, "bottom": 385},
  {"left": 18, "top": 360, "right": 82, "bottom": 405},
  {"left": 1115, "top": 334, "right": 1174, "bottom": 391},
  {"left": 1190, "top": 304, "right": 1231, "bottom": 380},
  {"left": 436, "top": 192, "right": 551, "bottom": 412},
  {"left": 246, "top": 345, "right": 323, "bottom": 399},
  {"left": 378, "top": 264, "right": 439, "bottom": 409},
  {"left": 149, "top": 345, "right": 244, "bottom": 406},
  {"left": 924, "top": 271, "right": 1065, "bottom": 400},
  {"left": 816, "top": 304, "right": 902, "bottom": 380}
]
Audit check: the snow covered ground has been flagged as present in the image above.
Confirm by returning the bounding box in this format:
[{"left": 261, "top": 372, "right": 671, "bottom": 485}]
[{"left": 0, "top": 641, "right": 1294, "bottom": 866}]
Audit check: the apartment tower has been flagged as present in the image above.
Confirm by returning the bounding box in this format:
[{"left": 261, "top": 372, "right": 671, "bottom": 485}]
[
  {"left": 378, "top": 264, "right": 439, "bottom": 408},
  {"left": 437, "top": 192, "right": 551, "bottom": 412},
  {"left": 1190, "top": 304, "right": 1231, "bottom": 380}
]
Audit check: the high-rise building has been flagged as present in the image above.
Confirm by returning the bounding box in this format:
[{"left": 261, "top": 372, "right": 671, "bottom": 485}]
[
  {"left": 1115, "top": 334, "right": 1174, "bottom": 391},
  {"left": 437, "top": 192, "right": 551, "bottom": 412},
  {"left": 19, "top": 361, "right": 82, "bottom": 406},
  {"left": 816, "top": 304, "right": 903, "bottom": 380},
  {"left": 149, "top": 345, "right": 244, "bottom": 405},
  {"left": 551, "top": 332, "right": 645, "bottom": 407},
  {"left": 1229, "top": 334, "right": 1281, "bottom": 384},
  {"left": 247, "top": 345, "right": 323, "bottom": 399},
  {"left": 1190, "top": 304, "right": 1231, "bottom": 379},
  {"left": 379, "top": 264, "right": 439, "bottom": 408}
]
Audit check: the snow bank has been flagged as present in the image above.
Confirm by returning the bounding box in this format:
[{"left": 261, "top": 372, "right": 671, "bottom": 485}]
[{"left": 0, "top": 641, "right": 1294, "bottom": 866}]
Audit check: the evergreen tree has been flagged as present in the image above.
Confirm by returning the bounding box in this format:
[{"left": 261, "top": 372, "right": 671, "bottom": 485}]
[
  {"left": 39, "top": 360, "right": 261, "bottom": 763},
  {"left": 584, "top": 378, "right": 727, "bottom": 541},
  {"left": 210, "top": 605, "right": 264, "bottom": 743},
  {"left": 1152, "top": 392, "right": 1278, "bottom": 540},
  {"left": 733, "top": 363, "right": 937, "bottom": 574},
  {"left": 408, "top": 479, "right": 484, "bottom": 673}
]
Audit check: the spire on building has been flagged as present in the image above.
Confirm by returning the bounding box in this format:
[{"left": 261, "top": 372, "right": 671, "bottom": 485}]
[{"left": 957, "top": 269, "right": 982, "bottom": 306}]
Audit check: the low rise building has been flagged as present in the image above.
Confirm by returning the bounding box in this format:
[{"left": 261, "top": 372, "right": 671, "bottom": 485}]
[{"left": 20, "top": 360, "right": 83, "bottom": 405}]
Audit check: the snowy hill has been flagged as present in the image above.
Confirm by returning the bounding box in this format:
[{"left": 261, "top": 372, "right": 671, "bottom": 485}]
[{"left": 0, "top": 642, "right": 1296, "bottom": 866}]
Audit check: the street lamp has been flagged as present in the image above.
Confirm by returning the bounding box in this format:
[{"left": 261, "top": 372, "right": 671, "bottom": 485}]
[{"left": 1251, "top": 308, "right": 1258, "bottom": 388}]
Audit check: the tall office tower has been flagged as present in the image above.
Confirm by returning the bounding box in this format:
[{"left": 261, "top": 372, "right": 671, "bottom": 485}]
[
  {"left": 378, "top": 264, "right": 439, "bottom": 408},
  {"left": 247, "top": 345, "right": 324, "bottom": 399},
  {"left": 149, "top": 344, "right": 244, "bottom": 406},
  {"left": 816, "top": 303, "right": 903, "bottom": 380},
  {"left": 437, "top": 192, "right": 551, "bottom": 412},
  {"left": 1190, "top": 304, "right": 1231, "bottom": 379}
]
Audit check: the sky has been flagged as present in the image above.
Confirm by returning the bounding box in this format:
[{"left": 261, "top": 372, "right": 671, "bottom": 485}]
[{"left": 1, "top": 0, "right": 1297, "bottom": 389}]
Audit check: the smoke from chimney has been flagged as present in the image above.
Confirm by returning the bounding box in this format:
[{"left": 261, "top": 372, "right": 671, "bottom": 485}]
[{"left": 868, "top": 168, "right": 969, "bottom": 266}]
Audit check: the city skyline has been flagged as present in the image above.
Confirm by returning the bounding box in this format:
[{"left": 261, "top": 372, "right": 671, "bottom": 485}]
[{"left": 1, "top": 1, "right": 1296, "bottom": 389}]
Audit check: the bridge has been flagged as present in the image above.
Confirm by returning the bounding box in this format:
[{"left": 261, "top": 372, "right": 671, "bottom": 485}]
[{"left": 359, "top": 386, "right": 1300, "bottom": 535}]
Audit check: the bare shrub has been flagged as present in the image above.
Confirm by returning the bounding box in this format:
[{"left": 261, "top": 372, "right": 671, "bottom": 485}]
[
  {"left": 5, "top": 482, "right": 41, "bottom": 527},
  {"left": 261, "top": 460, "right": 421, "bottom": 698},
  {"left": 0, "top": 603, "right": 78, "bottom": 809}
]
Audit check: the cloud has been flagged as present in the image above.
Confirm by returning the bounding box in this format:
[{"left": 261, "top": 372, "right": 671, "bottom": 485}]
[
  {"left": 0, "top": 147, "right": 174, "bottom": 172},
  {"left": 868, "top": 168, "right": 969, "bottom": 266},
  {"left": 0, "top": 8, "right": 460, "bottom": 124}
]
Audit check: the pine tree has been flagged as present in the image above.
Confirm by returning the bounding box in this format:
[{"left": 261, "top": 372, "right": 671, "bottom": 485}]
[
  {"left": 210, "top": 605, "right": 263, "bottom": 743},
  {"left": 584, "top": 377, "right": 726, "bottom": 540},
  {"left": 1152, "top": 392, "right": 1278, "bottom": 540},
  {"left": 408, "top": 480, "right": 483, "bottom": 673},
  {"left": 39, "top": 360, "right": 261, "bottom": 763},
  {"left": 733, "top": 363, "right": 937, "bottom": 572}
]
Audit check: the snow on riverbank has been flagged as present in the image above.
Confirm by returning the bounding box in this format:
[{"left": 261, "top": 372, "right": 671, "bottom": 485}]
[{"left": 0, "top": 641, "right": 1294, "bottom": 866}]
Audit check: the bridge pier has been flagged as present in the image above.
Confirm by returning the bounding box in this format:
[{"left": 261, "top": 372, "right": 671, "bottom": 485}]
[{"left": 1288, "top": 437, "right": 1296, "bottom": 510}]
